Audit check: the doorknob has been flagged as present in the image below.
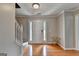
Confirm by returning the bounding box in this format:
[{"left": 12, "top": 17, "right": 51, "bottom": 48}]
[{"left": 41, "top": 30, "right": 43, "bottom": 32}]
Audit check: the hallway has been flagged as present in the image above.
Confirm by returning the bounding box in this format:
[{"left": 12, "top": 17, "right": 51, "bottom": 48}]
[
  {"left": 23, "top": 44, "right": 79, "bottom": 56},
  {"left": 15, "top": 3, "right": 79, "bottom": 56}
]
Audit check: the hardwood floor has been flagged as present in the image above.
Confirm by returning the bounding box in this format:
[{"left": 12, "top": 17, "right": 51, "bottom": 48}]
[
  {"left": 47, "top": 44, "right": 63, "bottom": 50},
  {"left": 23, "top": 48, "right": 29, "bottom": 56},
  {"left": 47, "top": 50, "right": 79, "bottom": 56},
  {"left": 23, "top": 44, "right": 79, "bottom": 56},
  {"left": 32, "top": 45, "right": 43, "bottom": 56},
  {"left": 23, "top": 45, "right": 43, "bottom": 56}
]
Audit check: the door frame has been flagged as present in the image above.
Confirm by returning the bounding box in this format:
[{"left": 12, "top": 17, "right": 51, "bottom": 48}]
[{"left": 29, "top": 20, "right": 47, "bottom": 43}]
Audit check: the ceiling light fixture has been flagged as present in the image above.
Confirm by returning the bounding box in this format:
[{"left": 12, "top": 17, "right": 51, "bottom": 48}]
[{"left": 32, "top": 3, "right": 40, "bottom": 9}]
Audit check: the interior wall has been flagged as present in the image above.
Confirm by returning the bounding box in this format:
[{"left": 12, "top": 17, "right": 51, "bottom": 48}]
[
  {"left": 16, "top": 16, "right": 29, "bottom": 43},
  {"left": 0, "top": 4, "right": 20, "bottom": 56},
  {"left": 64, "top": 12, "right": 74, "bottom": 49},
  {"left": 57, "top": 11, "right": 74, "bottom": 49},
  {"left": 74, "top": 10, "right": 79, "bottom": 50},
  {"left": 56, "top": 12, "right": 65, "bottom": 48},
  {"left": 28, "top": 16, "right": 57, "bottom": 43},
  {"left": 74, "top": 14, "right": 79, "bottom": 49},
  {"left": 73, "top": 10, "right": 79, "bottom": 49}
]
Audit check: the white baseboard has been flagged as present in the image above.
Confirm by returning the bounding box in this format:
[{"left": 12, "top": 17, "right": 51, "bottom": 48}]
[
  {"left": 57, "top": 43, "right": 65, "bottom": 50},
  {"left": 28, "top": 41, "right": 57, "bottom": 44},
  {"left": 75, "top": 49, "right": 79, "bottom": 50},
  {"left": 47, "top": 42, "right": 57, "bottom": 44},
  {"left": 57, "top": 43, "right": 76, "bottom": 50},
  {"left": 65, "top": 48, "right": 79, "bottom": 50},
  {"left": 64, "top": 48, "right": 75, "bottom": 50}
]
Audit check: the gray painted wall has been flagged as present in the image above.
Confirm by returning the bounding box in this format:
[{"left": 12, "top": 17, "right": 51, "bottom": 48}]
[{"left": 0, "top": 4, "right": 20, "bottom": 56}]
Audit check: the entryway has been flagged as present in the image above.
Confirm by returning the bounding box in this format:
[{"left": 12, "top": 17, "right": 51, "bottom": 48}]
[{"left": 29, "top": 20, "right": 47, "bottom": 44}]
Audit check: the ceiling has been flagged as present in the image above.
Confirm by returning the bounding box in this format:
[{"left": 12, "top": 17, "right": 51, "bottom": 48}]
[{"left": 16, "top": 3, "right": 79, "bottom": 16}]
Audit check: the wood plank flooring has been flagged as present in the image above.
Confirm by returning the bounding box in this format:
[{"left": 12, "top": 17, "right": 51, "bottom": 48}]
[{"left": 23, "top": 44, "right": 79, "bottom": 56}]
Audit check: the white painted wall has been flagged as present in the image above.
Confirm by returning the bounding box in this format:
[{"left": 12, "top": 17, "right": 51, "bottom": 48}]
[
  {"left": 28, "top": 16, "right": 57, "bottom": 43},
  {"left": 73, "top": 10, "right": 79, "bottom": 50},
  {"left": 75, "top": 14, "right": 79, "bottom": 50},
  {"left": 64, "top": 12, "right": 74, "bottom": 49},
  {"left": 57, "top": 11, "right": 74, "bottom": 49},
  {"left": 56, "top": 12, "right": 65, "bottom": 48},
  {"left": 0, "top": 4, "right": 20, "bottom": 56}
]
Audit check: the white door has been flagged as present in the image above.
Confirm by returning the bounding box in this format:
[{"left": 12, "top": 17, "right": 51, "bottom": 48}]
[{"left": 29, "top": 20, "right": 46, "bottom": 43}]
